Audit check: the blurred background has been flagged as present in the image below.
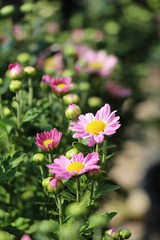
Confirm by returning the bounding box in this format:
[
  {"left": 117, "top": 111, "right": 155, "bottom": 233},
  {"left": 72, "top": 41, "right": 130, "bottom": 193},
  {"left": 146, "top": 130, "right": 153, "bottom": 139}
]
[{"left": 0, "top": 0, "right": 160, "bottom": 239}]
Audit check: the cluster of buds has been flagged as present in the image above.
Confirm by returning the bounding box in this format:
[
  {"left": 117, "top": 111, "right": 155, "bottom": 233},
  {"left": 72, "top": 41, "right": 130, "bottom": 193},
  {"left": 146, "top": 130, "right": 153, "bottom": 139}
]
[{"left": 103, "top": 228, "right": 132, "bottom": 240}]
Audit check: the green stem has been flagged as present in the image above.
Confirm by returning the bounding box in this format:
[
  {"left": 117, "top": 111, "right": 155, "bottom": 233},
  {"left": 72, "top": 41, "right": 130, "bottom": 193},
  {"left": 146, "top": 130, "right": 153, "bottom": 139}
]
[
  {"left": 102, "top": 139, "right": 107, "bottom": 169},
  {"left": 48, "top": 152, "right": 53, "bottom": 163},
  {"left": 76, "top": 176, "right": 81, "bottom": 202},
  {"left": 96, "top": 143, "right": 99, "bottom": 152},
  {"left": 0, "top": 94, "right": 3, "bottom": 118},
  {"left": 16, "top": 91, "right": 21, "bottom": 130},
  {"left": 28, "top": 78, "right": 33, "bottom": 106},
  {"left": 56, "top": 194, "right": 63, "bottom": 240},
  {"left": 39, "top": 165, "right": 44, "bottom": 180},
  {"left": 89, "top": 180, "right": 95, "bottom": 206}
]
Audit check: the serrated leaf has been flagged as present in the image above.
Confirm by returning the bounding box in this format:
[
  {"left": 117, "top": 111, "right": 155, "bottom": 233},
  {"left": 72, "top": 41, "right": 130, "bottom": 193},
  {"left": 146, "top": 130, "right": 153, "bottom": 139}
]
[{"left": 22, "top": 108, "right": 41, "bottom": 123}]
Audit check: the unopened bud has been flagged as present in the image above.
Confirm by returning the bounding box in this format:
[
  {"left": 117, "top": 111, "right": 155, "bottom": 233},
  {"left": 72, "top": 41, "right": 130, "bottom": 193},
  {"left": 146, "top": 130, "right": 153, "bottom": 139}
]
[
  {"left": 65, "top": 148, "right": 79, "bottom": 159},
  {"left": 3, "top": 107, "right": 11, "bottom": 117},
  {"left": 0, "top": 5, "right": 15, "bottom": 17},
  {"left": 9, "top": 80, "right": 22, "bottom": 93},
  {"left": 47, "top": 176, "right": 64, "bottom": 193},
  {"left": 66, "top": 202, "right": 88, "bottom": 218},
  {"left": 63, "top": 93, "right": 80, "bottom": 104},
  {"left": 20, "top": 3, "right": 34, "bottom": 13},
  {"left": 89, "top": 214, "right": 106, "bottom": 228},
  {"left": 17, "top": 53, "right": 30, "bottom": 64},
  {"left": 24, "top": 66, "right": 36, "bottom": 77},
  {"left": 65, "top": 104, "right": 81, "bottom": 120},
  {"left": 8, "top": 63, "right": 24, "bottom": 80},
  {"left": 33, "top": 153, "right": 45, "bottom": 164},
  {"left": 118, "top": 228, "right": 131, "bottom": 239},
  {"left": 88, "top": 96, "right": 102, "bottom": 108},
  {"left": 105, "top": 228, "right": 119, "bottom": 240},
  {"left": 87, "top": 169, "right": 101, "bottom": 180},
  {"left": 64, "top": 44, "right": 76, "bottom": 56}
]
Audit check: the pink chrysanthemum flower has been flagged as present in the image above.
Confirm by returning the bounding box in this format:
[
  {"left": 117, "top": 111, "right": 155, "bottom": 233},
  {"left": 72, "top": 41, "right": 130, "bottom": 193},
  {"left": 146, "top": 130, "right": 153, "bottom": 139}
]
[
  {"left": 106, "top": 81, "right": 133, "bottom": 98},
  {"left": 70, "top": 104, "right": 120, "bottom": 147},
  {"left": 47, "top": 152, "right": 100, "bottom": 179},
  {"left": 35, "top": 128, "right": 62, "bottom": 152},
  {"left": 49, "top": 77, "right": 73, "bottom": 94}
]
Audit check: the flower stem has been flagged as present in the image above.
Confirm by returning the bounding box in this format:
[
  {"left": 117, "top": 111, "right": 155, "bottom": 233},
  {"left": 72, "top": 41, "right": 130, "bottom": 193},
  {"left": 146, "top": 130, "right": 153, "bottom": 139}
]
[
  {"left": 96, "top": 143, "right": 99, "bottom": 152},
  {"left": 16, "top": 91, "right": 21, "bottom": 130},
  {"left": 28, "top": 78, "right": 33, "bottom": 106},
  {"left": 0, "top": 94, "right": 3, "bottom": 118},
  {"left": 48, "top": 152, "right": 53, "bottom": 163},
  {"left": 56, "top": 194, "right": 63, "bottom": 240},
  {"left": 102, "top": 139, "right": 107, "bottom": 169},
  {"left": 89, "top": 180, "right": 95, "bottom": 206},
  {"left": 76, "top": 176, "right": 81, "bottom": 202}
]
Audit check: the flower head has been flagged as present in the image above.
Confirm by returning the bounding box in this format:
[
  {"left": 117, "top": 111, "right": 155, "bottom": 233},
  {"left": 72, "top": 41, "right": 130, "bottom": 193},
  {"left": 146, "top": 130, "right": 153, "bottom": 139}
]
[
  {"left": 106, "top": 81, "right": 133, "bottom": 98},
  {"left": 70, "top": 104, "right": 120, "bottom": 147},
  {"left": 35, "top": 128, "right": 62, "bottom": 152},
  {"left": 50, "top": 77, "right": 73, "bottom": 94},
  {"left": 47, "top": 152, "right": 100, "bottom": 179}
]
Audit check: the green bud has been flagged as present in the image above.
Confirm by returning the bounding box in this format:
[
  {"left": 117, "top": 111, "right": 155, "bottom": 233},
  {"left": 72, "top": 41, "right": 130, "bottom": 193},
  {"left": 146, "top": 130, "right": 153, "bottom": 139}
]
[
  {"left": 88, "top": 96, "right": 103, "bottom": 108},
  {"left": 89, "top": 214, "right": 106, "bottom": 228},
  {"left": 47, "top": 177, "right": 64, "bottom": 193},
  {"left": 79, "top": 82, "right": 90, "bottom": 91},
  {"left": 118, "top": 228, "right": 131, "bottom": 239},
  {"left": 0, "top": 5, "right": 15, "bottom": 17},
  {"left": 24, "top": 66, "right": 36, "bottom": 77},
  {"left": 42, "top": 177, "right": 51, "bottom": 189},
  {"left": 3, "top": 107, "right": 12, "bottom": 117},
  {"left": 20, "top": 3, "right": 34, "bottom": 13},
  {"left": 65, "top": 104, "right": 81, "bottom": 120},
  {"left": 17, "top": 52, "right": 30, "bottom": 64},
  {"left": 105, "top": 229, "right": 119, "bottom": 240},
  {"left": 33, "top": 153, "right": 45, "bottom": 164},
  {"left": 63, "top": 69, "right": 75, "bottom": 77},
  {"left": 0, "top": 78, "right": 3, "bottom": 87},
  {"left": 64, "top": 44, "right": 76, "bottom": 56},
  {"left": 9, "top": 80, "right": 22, "bottom": 93},
  {"left": 63, "top": 93, "right": 80, "bottom": 104},
  {"left": 65, "top": 148, "right": 79, "bottom": 159},
  {"left": 66, "top": 202, "right": 88, "bottom": 218}
]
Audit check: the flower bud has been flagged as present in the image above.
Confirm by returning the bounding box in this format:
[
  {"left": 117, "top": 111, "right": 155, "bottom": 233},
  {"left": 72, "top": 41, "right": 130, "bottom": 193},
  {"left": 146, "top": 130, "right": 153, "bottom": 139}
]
[
  {"left": 0, "top": 5, "right": 15, "bottom": 17},
  {"left": 63, "top": 69, "right": 74, "bottom": 77},
  {"left": 89, "top": 214, "right": 106, "bottom": 228},
  {"left": 17, "top": 52, "right": 31, "bottom": 64},
  {"left": 66, "top": 202, "right": 88, "bottom": 218},
  {"left": 87, "top": 169, "right": 101, "bottom": 180},
  {"left": 79, "top": 82, "right": 90, "bottom": 91},
  {"left": 65, "top": 104, "right": 81, "bottom": 120},
  {"left": 63, "top": 93, "right": 80, "bottom": 104},
  {"left": 8, "top": 63, "right": 24, "bottom": 80},
  {"left": 48, "top": 177, "right": 64, "bottom": 193},
  {"left": 24, "top": 66, "right": 36, "bottom": 77},
  {"left": 65, "top": 148, "right": 79, "bottom": 159},
  {"left": 20, "top": 3, "right": 34, "bottom": 13},
  {"left": 105, "top": 229, "right": 119, "bottom": 240},
  {"left": 64, "top": 44, "right": 76, "bottom": 56},
  {"left": 42, "top": 177, "right": 51, "bottom": 189},
  {"left": 0, "top": 78, "right": 3, "bottom": 87},
  {"left": 3, "top": 107, "right": 12, "bottom": 117},
  {"left": 118, "top": 228, "right": 131, "bottom": 239},
  {"left": 33, "top": 153, "right": 45, "bottom": 164},
  {"left": 9, "top": 80, "right": 22, "bottom": 93},
  {"left": 88, "top": 96, "right": 102, "bottom": 108}
]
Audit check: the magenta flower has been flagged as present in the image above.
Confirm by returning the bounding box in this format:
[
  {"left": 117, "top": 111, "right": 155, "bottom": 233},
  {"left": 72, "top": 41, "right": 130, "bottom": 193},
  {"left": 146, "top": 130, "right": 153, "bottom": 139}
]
[
  {"left": 20, "top": 234, "right": 32, "bottom": 240},
  {"left": 106, "top": 81, "right": 133, "bottom": 98},
  {"left": 49, "top": 77, "right": 73, "bottom": 94},
  {"left": 8, "top": 62, "right": 24, "bottom": 79},
  {"left": 70, "top": 104, "right": 120, "bottom": 147},
  {"left": 47, "top": 152, "right": 100, "bottom": 179},
  {"left": 41, "top": 74, "right": 52, "bottom": 84},
  {"left": 35, "top": 128, "right": 62, "bottom": 152}
]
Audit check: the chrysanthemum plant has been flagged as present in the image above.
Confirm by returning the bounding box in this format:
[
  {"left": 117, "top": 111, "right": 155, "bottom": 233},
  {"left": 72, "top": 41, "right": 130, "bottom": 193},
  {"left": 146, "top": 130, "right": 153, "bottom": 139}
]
[{"left": 34, "top": 104, "right": 131, "bottom": 240}]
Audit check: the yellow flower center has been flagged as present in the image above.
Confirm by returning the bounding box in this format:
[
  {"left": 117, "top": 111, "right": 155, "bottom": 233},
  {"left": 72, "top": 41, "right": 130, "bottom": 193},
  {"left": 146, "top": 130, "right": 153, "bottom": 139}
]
[
  {"left": 66, "top": 162, "right": 85, "bottom": 173},
  {"left": 43, "top": 138, "right": 53, "bottom": 147},
  {"left": 56, "top": 83, "right": 66, "bottom": 89},
  {"left": 85, "top": 120, "right": 106, "bottom": 135},
  {"left": 89, "top": 62, "right": 103, "bottom": 70}
]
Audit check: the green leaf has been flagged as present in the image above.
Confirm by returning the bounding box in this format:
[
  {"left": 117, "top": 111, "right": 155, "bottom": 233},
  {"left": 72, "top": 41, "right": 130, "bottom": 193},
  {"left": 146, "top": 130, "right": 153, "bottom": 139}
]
[
  {"left": 105, "top": 153, "right": 115, "bottom": 161},
  {"left": 72, "top": 142, "right": 90, "bottom": 153},
  {"left": 106, "top": 144, "right": 117, "bottom": 149},
  {"left": 95, "top": 184, "right": 119, "bottom": 198},
  {"left": 22, "top": 108, "right": 41, "bottom": 123},
  {"left": 105, "top": 212, "right": 117, "bottom": 223}
]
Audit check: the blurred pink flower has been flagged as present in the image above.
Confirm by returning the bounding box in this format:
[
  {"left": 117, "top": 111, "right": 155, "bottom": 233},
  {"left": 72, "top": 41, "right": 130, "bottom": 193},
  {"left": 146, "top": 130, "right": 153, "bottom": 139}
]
[
  {"left": 35, "top": 128, "right": 62, "bottom": 152},
  {"left": 50, "top": 77, "right": 73, "bottom": 94},
  {"left": 71, "top": 28, "right": 85, "bottom": 42},
  {"left": 20, "top": 234, "right": 32, "bottom": 240},
  {"left": 47, "top": 152, "right": 100, "bottom": 179},
  {"left": 106, "top": 81, "right": 133, "bottom": 98},
  {"left": 41, "top": 74, "right": 52, "bottom": 84},
  {"left": 8, "top": 62, "right": 24, "bottom": 79},
  {"left": 70, "top": 104, "right": 120, "bottom": 147}
]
